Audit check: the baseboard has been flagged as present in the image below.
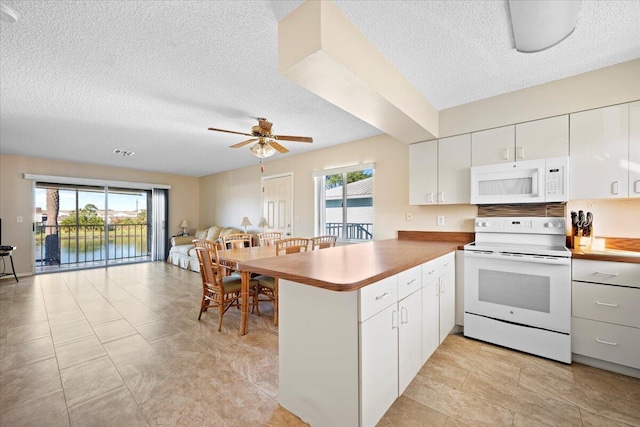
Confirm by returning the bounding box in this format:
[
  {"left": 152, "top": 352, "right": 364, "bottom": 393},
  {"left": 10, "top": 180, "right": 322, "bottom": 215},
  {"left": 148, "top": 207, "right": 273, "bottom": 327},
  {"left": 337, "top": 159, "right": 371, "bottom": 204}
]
[{"left": 572, "top": 353, "right": 640, "bottom": 379}]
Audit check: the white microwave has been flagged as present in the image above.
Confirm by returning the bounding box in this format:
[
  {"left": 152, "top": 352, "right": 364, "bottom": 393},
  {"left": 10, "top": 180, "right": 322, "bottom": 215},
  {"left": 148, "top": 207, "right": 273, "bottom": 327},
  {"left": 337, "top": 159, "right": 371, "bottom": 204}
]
[{"left": 470, "top": 157, "right": 568, "bottom": 204}]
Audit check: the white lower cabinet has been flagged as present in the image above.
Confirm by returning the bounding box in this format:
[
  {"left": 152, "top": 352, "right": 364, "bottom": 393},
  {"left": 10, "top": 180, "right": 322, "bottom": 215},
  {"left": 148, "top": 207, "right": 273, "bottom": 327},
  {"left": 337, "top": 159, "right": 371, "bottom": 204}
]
[
  {"left": 438, "top": 256, "right": 456, "bottom": 343},
  {"left": 398, "top": 289, "right": 422, "bottom": 394},
  {"left": 279, "top": 252, "right": 456, "bottom": 427},
  {"left": 421, "top": 279, "right": 440, "bottom": 363},
  {"left": 421, "top": 252, "right": 456, "bottom": 362},
  {"left": 360, "top": 304, "right": 398, "bottom": 427},
  {"left": 571, "top": 259, "right": 640, "bottom": 371}
]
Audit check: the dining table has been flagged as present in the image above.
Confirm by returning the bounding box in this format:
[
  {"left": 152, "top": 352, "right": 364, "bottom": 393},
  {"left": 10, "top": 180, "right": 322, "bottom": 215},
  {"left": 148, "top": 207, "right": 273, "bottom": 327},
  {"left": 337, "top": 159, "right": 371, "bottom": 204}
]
[{"left": 216, "top": 245, "right": 278, "bottom": 335}]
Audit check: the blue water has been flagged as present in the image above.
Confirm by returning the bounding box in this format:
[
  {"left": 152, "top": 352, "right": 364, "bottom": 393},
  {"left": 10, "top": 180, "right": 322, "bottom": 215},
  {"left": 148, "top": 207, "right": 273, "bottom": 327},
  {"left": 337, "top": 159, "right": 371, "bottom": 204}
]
[{"left": 35, "top": 240, "right": 148, "bottom": 264}]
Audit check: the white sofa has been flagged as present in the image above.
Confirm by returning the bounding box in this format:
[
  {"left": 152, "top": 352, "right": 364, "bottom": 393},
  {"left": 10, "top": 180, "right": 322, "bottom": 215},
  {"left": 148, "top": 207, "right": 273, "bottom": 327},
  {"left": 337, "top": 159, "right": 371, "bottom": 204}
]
[{"left": 166, "top": 225, "right": 241, "bottom": 272}]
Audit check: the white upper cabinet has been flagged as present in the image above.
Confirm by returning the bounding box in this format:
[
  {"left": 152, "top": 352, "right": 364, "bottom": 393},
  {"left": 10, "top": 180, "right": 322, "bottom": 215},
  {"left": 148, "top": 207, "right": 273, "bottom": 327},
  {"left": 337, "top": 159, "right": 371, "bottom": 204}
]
[
  {"left": 515, "top": 115, "right": 569, "bottom": 161},
  {"left": 570, "top": 104, "right": 630, "bottom": 200},
  {"left": 438, "top": 134, "right": 471, "bottom": 204},
  {"left": 630, "top": 101, "right": 640, "bottom": 198},
  {"left": 471, "top": 125, "right": 515, "bottom": 166},
  {"left": 471, "top": 117, "right": 569, "bottom": 167},
  {"left": 409, "top": 140, "right": 438, "bottom": 205},
  {"left": 409, "top": 135, "right": 471, "bottom": 205}
]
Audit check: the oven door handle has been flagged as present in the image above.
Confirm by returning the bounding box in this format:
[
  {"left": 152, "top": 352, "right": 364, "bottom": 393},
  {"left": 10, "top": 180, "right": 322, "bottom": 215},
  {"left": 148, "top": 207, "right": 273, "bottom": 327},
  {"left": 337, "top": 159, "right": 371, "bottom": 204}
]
[{"left": 464, "top": 250, "right": 571, "bottom": 265}]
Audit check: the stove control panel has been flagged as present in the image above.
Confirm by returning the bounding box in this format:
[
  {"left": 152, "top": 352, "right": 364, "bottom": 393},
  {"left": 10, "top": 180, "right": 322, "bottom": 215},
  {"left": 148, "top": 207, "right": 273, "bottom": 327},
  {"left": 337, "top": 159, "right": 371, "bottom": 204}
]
[{"left": 474, "top": 217, "right": 566, "bottom": 234}]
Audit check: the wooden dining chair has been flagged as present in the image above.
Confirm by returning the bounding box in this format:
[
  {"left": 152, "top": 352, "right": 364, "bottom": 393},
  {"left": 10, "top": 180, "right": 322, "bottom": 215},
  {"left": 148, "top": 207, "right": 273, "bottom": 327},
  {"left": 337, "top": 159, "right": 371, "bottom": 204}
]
[
  {"left": 194, "top": 246, "right": 258, "bottom": 331},
  {"left": 193, "top": 239, "right": 221, "bottom": 251},
  {"left": 311, "top": 235, "right": 337, "bottom": 250},
  {"left": 221, "top": 233, "right": 253, "bottom": 249},
  {"left": 257, "top": 231, "right": 283, "bottom": 247},
  {"left": 275, "top": 237, "right": 311, "bottom": 255},
  {"left": 253, "top": 237, "right": 310, "bottom": 326}
]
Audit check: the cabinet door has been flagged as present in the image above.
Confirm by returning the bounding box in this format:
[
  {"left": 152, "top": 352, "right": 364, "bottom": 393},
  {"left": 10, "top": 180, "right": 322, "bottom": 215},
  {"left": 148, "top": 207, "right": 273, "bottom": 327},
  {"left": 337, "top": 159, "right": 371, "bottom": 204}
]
[
  {"left": 471, "top": 125, "right": 515, "bottom": 166},
  {"left": 409, "top": 140, "right": 438, "bottom": 205},
  {"left": 421, "top": 279, "right": 440, "bottom": 364},
  {"left": 438, "top": 268, "right": 456, "bottom": 344},
  {"left": 398, "top": 290, "right": 422, "bottom": 395},
  {"left": 515, "top": 115, "right": 568, "bottom": 161},
  {"left": 630, "top": 101, "right": 640, "bottom": 198},
  {"left": 360, "top": 304, "right": 398, "bottom": 427},
  {"left": 438, "top": 134, "right": 471, "bottom": 204},
  {"left": 570, "top": 104, "right": 630, "bottom": 199}
]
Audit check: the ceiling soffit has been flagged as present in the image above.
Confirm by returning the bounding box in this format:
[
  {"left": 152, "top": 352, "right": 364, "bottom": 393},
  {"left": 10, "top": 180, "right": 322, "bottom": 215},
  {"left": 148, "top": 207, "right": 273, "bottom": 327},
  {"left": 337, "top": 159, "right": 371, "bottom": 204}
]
[{"left": 279, "top": 0, "right": 438, "bottom": 144}]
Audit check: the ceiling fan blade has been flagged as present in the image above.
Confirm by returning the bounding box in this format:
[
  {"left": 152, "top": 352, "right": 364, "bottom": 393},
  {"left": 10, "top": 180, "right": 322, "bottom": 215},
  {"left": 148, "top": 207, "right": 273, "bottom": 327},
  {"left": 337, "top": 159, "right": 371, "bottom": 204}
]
[
  {"left": 230, "top": 139, "right": 257, "bottom": 148},
  {"left": 268, "top": 141, "right": 289, "bottom": 154},
  {"left": 273, "top": 135, "right": 313, "bottom": 143},
  {"left": 258, "top": 119, "right": 273, "bottom": 133},
  {"left": 208, "top": 127, "right": 254, "bottom": 137}
]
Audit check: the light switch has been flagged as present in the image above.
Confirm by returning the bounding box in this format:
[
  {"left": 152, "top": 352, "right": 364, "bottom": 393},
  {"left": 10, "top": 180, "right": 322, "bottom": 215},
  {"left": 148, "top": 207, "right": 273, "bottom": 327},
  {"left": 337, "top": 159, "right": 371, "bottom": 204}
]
[
  {"left": 17, "top": 216, "right": 23, "bottom": 223},
  {"left": 405, "top": 212, "right": 413, "bottom": 221}
]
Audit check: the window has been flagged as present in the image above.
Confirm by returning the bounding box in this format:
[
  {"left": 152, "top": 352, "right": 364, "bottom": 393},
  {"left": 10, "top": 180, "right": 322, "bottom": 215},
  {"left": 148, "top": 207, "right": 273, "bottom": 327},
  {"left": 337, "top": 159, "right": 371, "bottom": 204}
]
[{"left": 314, "top": 164, "right": 374, "bottom": 241}]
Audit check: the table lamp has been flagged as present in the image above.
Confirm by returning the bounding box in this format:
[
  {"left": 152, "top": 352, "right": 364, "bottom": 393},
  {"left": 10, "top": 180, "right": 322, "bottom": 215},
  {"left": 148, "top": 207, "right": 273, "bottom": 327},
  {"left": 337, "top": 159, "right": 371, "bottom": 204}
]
[
  {"left": 259, "top": 217, "right": 268, "bottom": 231},
  {"left": 179, "top": 220, "right": 189, "bottom": 236},
  {"left": 241, "top": 216, "right": 252, "bottom": 233}
]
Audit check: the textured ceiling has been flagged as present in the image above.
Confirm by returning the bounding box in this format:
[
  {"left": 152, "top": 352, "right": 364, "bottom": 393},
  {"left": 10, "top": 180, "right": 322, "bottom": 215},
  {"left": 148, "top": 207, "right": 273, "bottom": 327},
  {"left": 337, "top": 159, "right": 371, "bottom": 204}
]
[{"left": 1, "top": 1, "right": 639, "bottom": 177}]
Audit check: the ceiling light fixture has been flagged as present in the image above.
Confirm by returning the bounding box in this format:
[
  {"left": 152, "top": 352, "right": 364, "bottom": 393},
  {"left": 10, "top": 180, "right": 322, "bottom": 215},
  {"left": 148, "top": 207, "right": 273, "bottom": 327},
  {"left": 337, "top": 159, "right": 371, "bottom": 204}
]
[
  {"left": 0, "top": 2, "right": 19, "bottom": 23},
  {"left": 249, "top": 138, "right": 276, "bottom": 159},
  {"left": 509, "top": 0, "right": 581, "bottom": 53},
  {"left": 113, "top": 149, "right": 135, "bottom": 157}
]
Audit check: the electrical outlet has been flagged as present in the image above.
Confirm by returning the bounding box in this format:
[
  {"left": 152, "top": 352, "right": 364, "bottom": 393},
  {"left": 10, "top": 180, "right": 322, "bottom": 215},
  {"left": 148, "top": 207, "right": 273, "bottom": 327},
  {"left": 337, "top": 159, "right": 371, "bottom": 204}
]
[
  {"left": 405, "top": 212, "right": 413, "bottom": 221},
  {"left": 437, "top": 215, "right": 445, "bottom": 226},
  {"left": 17, "top": 216, "right": 23, "bottom": 223}
]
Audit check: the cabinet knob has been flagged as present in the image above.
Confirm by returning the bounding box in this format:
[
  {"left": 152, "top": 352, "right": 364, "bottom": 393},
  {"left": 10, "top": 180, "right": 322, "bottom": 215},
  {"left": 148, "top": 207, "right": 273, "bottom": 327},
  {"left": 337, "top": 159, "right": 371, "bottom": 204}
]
[
  {"left": 503, "top": 148, "right": 510, "bottom": 160},
  {"left": 516, "top": 146, "right": 525, "bottom": 159}
]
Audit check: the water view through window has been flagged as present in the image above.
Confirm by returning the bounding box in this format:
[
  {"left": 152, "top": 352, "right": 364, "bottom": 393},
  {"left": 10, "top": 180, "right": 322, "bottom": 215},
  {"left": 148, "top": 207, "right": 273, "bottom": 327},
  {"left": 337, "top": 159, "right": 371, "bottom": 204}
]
[{"left": 35, "top": 184, "right": 152, "bottom": 271}]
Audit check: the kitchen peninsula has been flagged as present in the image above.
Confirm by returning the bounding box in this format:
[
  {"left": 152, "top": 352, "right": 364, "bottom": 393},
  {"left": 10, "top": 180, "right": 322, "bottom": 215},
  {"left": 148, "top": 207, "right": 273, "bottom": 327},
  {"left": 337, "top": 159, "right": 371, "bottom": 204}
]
[{"left": 239, "top": 238, "right": 468, "bottom": 427}]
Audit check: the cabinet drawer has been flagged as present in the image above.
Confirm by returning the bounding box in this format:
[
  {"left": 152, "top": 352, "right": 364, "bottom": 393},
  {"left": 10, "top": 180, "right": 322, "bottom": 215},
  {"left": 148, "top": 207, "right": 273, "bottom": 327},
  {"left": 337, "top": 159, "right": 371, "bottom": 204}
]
[
  {"left": 422, "top": 259, "right": 440, "bottom": 284},
  {"left": 572, "top": 259, "right": 640, "bottom": 288},
  {"left": 398, "top": 265, "right": 422, "bottom": 300},
  {"left": 434, "top": 252, "right": 455, "bottom": 273},
  {"left": 572, "top": 317, "right": 640, "bottom": 369},
  {"left": 572, "top": 281, "right": 640, "bottom": 328},
  {"left": 359, "top": 276, "right": 397, "bottom": 322}
]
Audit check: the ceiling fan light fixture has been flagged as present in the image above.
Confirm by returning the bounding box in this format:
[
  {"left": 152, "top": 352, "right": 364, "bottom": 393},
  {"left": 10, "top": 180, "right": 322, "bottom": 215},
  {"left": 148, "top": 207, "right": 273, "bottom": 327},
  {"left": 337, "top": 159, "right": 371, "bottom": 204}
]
[
  {"left": 509, "top": 0, "right": 581, "bottom": 53},
  {"left": 250, "top": 140, "right": 276, "bottom": 158}
]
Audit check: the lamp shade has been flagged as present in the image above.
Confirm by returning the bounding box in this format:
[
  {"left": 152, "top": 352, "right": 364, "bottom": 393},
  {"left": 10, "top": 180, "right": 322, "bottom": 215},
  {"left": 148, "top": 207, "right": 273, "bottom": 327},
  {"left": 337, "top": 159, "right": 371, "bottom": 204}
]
[
  {"left": 241, "top": 217, "right": 252, "bottom": 227},
  {"left": 259, "top": 217, "right": 268, "bottom": 227},
  {"left": 250, "top": 141, "right": 276, "bottom": 158},
  {"left": 179, "top": 220, "right": 189, "bottom": 228}
]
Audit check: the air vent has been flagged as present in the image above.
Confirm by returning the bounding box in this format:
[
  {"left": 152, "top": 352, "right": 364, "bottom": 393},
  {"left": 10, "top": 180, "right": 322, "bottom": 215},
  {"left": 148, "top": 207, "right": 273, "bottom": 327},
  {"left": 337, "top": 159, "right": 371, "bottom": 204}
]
[{"left": 113, "top": 149, "right": 135, "bottom": 157}]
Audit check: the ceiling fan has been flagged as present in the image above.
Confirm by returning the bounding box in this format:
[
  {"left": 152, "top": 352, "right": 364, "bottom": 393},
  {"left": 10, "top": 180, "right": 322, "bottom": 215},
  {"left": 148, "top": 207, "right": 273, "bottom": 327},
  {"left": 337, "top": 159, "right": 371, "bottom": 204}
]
[{"left": 208, "top": 118, "right": 313, "bottom": 158}]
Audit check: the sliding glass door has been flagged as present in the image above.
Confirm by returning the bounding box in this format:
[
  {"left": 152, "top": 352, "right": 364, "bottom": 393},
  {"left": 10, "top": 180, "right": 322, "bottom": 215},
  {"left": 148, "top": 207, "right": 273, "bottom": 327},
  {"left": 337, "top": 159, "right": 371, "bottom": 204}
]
[{"left": 35, "top": 183, "right": 154, "bottom": 272}]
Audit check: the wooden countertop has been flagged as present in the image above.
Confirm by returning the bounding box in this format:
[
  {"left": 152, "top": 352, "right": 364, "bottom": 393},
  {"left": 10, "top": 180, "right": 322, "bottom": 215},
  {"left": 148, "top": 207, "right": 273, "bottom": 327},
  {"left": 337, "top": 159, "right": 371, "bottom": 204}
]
[
  {"left": 570, "top": 248, "right": 640, "bottom": 264},
  {"left": 238, "top": 239, "right": 463, "bottom": 291}
]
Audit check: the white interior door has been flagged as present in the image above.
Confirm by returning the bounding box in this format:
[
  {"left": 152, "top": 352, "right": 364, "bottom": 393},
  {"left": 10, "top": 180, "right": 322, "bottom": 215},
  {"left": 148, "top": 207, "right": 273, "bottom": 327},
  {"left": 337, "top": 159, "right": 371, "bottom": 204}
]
[{"left": 262, "top": 174, "right": 293, "bottom": 237}]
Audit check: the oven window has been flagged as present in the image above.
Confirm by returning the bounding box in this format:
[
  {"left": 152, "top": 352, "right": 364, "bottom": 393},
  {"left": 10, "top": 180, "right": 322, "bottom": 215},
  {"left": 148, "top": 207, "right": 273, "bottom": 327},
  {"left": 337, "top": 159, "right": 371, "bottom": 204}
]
[
  {"left": 478, "top": 177, "right": 533, "bottom": 196},
  {"left": 478, "top": 269, "right": 550, "bottom": 313}
]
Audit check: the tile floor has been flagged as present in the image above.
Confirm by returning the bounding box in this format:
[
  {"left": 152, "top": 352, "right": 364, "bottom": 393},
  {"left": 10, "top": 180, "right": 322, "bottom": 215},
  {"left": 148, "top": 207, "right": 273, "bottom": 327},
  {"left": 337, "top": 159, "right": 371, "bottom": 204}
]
[{"left": 0, "top": 262, "right": 639, "bottom": 426}]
